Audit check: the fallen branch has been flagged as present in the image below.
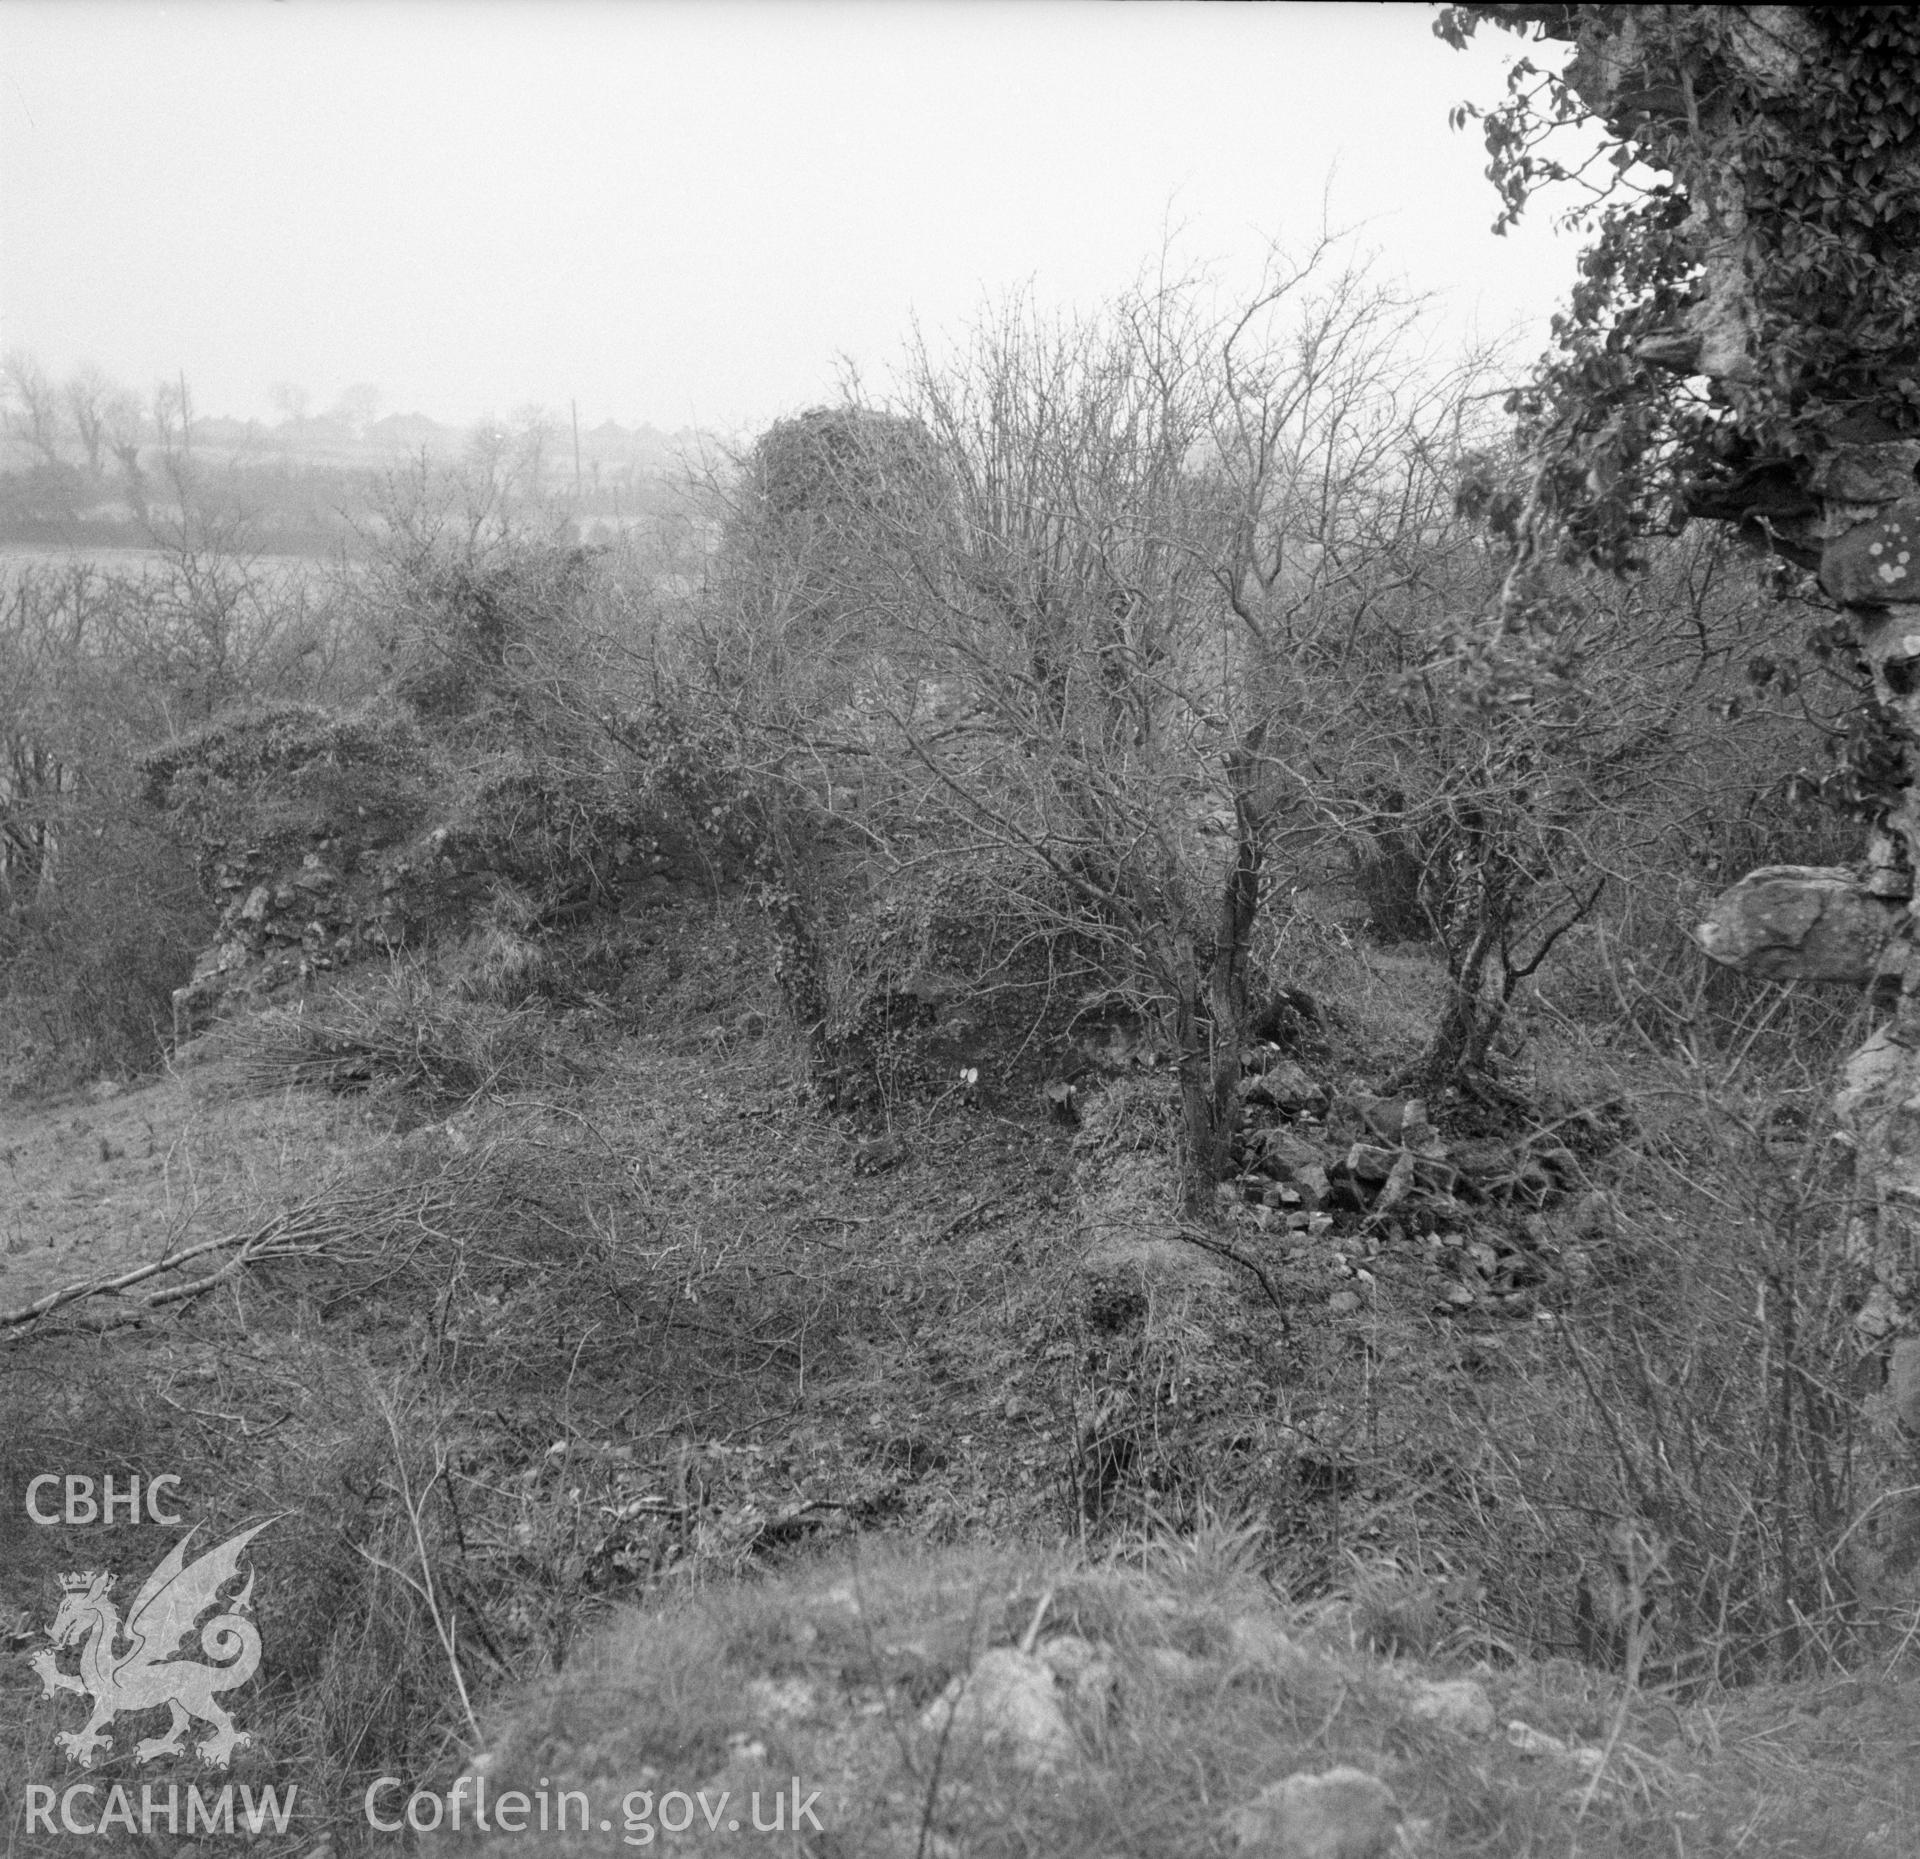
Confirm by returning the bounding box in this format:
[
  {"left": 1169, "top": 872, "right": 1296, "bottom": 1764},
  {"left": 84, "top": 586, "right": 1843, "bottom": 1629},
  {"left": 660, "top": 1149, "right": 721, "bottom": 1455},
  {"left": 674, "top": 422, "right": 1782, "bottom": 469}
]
[
  {"left": 0, "top": 1219, "right": 306, "bottom": 1330},
  {"left": 0, "top": 1175, "right": 468, "bottom": 1331},
  {"left": 930, "top": 1197, "right": 999, "bottom": 1243},
  {"left": 1173, "top": 1223, "right": 1291, "bottom": 1318}
]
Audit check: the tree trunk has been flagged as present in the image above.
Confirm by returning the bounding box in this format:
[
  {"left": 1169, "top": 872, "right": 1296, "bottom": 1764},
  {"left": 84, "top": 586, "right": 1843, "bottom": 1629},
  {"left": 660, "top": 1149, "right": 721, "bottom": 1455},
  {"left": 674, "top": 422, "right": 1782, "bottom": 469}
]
[
  {"left": 1421, "top": 977, "right": 1485, "bottom": 1092},
  {"left": 772, "top": 890, "right": 831, "bottom": 1062},
  {"left": 1173, "top": 959, "right": 1217, "bottom": 1218},
  {"left": 1202, "top": 758, "right": 1265, "bottom": 1187},
  {"left": 1166, "top": 753, "right": 1270, "bottom": 1218},
  {"left": 759, "top": 802, "right": 835, "bottom": 1071},
  {"left": 1410, "top": 898, "right": 1505, "bottom": 1093},
  {"left": 116, "top": 448, "right": 148, "bottom": 527}
]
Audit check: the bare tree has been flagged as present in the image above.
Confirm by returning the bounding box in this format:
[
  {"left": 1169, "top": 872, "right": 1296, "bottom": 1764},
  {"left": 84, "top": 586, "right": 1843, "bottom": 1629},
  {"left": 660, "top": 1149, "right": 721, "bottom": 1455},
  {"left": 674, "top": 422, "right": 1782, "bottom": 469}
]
[
  {"left": 2, "top": 353, "right": 66, "bottom": 469},
  {"left": 150, "top": 376, "right": 192, "bottom": 457},
  {"left": 457, "top": 413, "right": 565, "bottom": 533},
  {"left": 1308, "top": 443, "right": 1842, "bottom": 1095},
  {"left": 122, "top": 377, "right": 284, "bottom": 725},
  {"left": 826, "top": 250, "right": 1477, "bottom": 1210},
  {"left": 102, "top": 389, "right": 148, "bottom": 524},
  {"left": 509, "top": 405, "right": 564, "bottom": 506},
  {"left": 64, "top": 365, "right": 109, "bottom": 478},
  {"left": 0, "top": 568, "right": 85, "bottom": 903}
]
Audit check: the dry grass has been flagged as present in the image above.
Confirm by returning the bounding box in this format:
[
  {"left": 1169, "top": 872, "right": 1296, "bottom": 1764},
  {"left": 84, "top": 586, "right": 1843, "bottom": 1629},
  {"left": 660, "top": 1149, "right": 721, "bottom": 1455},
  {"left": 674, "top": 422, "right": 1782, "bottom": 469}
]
[
  {"left": 227, "top": 960, "right": 586, "bottom": 1109},
  {"left": 445, "top": 1523, "right": 1920, "bottom": 1857},
  {"left": 4, "top": 892, "right": 1917, "bottom": 1855},
  {"left": 4, "top": 919, "right": 1105, "bottom": 1850}
]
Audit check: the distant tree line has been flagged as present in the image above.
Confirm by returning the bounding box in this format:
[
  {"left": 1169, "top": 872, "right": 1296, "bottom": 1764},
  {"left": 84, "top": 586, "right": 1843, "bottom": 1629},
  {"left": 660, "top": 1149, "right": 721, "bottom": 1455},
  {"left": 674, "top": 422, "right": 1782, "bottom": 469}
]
[{"left": 0, "top": 353, "right": 686, "bottom": 555}]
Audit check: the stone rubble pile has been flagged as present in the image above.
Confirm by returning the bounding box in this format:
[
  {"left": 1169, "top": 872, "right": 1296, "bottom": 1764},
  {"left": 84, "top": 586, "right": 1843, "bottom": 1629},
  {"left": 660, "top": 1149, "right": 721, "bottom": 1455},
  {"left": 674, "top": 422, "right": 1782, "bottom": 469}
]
[{"left": 1226, "top": 1048, "right": 1592, "bottom": 1320}]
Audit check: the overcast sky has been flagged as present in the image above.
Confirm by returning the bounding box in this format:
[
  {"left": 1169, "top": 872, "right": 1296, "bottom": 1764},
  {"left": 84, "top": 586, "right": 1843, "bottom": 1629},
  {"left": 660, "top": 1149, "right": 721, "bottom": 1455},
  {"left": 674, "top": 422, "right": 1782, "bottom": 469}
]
[{"left": 1, "top": 1, "right": 1580, "bottom": 435}]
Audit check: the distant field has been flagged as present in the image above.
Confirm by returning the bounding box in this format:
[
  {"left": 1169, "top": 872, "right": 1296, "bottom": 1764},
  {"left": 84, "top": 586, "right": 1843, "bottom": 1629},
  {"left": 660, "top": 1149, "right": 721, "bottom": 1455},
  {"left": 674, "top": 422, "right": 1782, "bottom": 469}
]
[
  {"left": 0, "top": 513, "right": 661, "bottom": 580},
  {"left": 0, "top": 543, "right": 342, "bottom": 574},
  {"left": 0, "top": 549, "right": 347, "bottom": 616}
]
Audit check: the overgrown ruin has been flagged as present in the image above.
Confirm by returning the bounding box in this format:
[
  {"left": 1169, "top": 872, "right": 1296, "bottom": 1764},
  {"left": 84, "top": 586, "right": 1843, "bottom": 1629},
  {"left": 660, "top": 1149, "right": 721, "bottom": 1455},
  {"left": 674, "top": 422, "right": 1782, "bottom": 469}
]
[{"left": 1449, "top": 3, "right": 1920, "bottom": 1575}]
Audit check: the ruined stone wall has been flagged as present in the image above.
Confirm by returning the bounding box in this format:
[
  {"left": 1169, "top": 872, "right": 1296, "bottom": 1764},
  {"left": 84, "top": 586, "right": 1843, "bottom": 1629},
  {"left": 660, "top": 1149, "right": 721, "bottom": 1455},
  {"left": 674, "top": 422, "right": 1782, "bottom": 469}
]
[
  {"left": 1528, "top": 6, "right": 1920, "bottom": 1574},
  {"left": 143, "top": 697, "right": 703, "bottom": 1037}
]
